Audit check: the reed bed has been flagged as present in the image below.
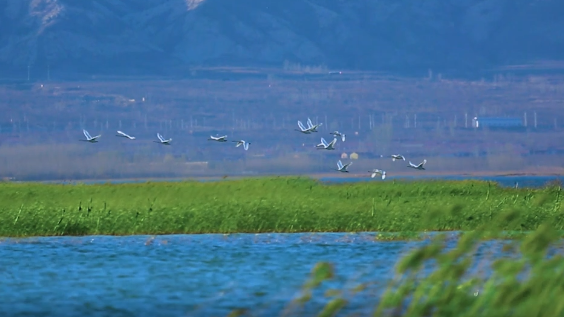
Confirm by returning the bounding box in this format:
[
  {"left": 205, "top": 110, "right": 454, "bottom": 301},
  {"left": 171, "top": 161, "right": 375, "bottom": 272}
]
[{"left": 0, "top": 177, "right": 562, "bottom": 237}]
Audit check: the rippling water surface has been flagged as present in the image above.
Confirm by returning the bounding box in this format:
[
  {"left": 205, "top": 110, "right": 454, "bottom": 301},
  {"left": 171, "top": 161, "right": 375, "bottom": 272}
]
[{"left": 1, "top": 233, "right": 505, "bottom": 317}]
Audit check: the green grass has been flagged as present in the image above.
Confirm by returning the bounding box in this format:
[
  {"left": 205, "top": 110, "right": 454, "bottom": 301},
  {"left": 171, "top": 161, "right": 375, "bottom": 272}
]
[{"left": 0, "top": 176, "right": 563, "bottom": 237}]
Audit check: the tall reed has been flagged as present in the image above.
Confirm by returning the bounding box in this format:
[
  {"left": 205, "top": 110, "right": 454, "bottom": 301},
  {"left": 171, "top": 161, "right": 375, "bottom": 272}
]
[{"left": 0, "top": 177, "right": 562, "bottom": 237}]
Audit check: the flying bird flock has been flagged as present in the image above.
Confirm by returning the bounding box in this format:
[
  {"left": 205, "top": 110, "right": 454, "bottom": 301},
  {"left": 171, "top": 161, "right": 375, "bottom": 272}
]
[
  {"left": 82, "top": 129, "right": 250, "bottom": 150},
  {"left": 293, "top": 118, "right": 427, "bottom": 180},
  {"left": 80, "top": 116, "right": 426, "bottom": 179}
]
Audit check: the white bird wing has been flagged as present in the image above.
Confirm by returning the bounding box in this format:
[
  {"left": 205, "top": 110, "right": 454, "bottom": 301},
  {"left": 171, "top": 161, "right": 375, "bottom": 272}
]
[
  {"left": 341, "top": 134, "right": 346, "bottom": 142},
  {"left": 409, "top": 161, "right": 417, "bottom": 168},
  {"left": 243, "top": 142, "right": 249, "bottom": 151},
  {"left": 157, "top": 133, "right": 165, "bottom": 142},
  {"left": 329, "top": 138, "right": 337, "bottom": 147},
  {"left": 117, "top": 131, "right": 133, "bottom": 139},
  {"left": 337, "top": 160, "right": 344, "bottom": 169},
  {"left": 371, "top": 172, "right": 376, "bottom": 178},
  {"left": 419, "top": 159, "right": 427, "bottom": 167},
  {"left": 307, "top": 118, "right": 314, "bottom": 128},
  {"left": 298, "top": 121, "right": 307, "bottom": 131},
  {"left": 321, "top": 137, "right": 329, "bottom": 147},
  {"left": 83, "top": 129, "right": 92, "bottom": 139}
]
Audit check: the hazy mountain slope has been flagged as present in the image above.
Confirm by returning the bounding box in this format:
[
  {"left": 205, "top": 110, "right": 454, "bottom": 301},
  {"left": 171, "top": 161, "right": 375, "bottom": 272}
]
[
  {"left": 0, "top": 0, "right": 563, "bottom": 78},
  {"left": 0, "top": 0, "right": 172, "bottom": 76}
]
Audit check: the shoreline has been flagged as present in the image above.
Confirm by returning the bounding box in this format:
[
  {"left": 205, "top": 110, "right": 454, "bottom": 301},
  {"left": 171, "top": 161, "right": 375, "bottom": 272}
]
[
  {"left": 0, "top": 230, "right": 546, "bottom": 240},
  {"left": 11, "top": 168, "right": 564, "bottom": 185},
  {"left": 313, "top": 169, "right": 564, "bottom": 178}
]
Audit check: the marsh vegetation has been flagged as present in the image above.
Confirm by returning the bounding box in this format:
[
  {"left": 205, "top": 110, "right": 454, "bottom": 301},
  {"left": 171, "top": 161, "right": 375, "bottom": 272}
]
[
  {"left": 0, "top": 177, "right": 562, "bottom": 237},
  {"left": 2, "top": 177, "right": 563, "bottom": 316}
]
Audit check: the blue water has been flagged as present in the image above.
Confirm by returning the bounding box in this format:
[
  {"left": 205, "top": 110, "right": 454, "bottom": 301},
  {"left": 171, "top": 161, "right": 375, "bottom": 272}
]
[
  {"left": 39, "top": 175, "right": 564, "bottom": 189},
  {"left": 320, "top": 175, "right": 564, "bottom": 188},
  {"left": 1, "top": 233, "right": 513, "bottom": 317},
  {"left": 5, "top": 175, "right": 560, "bottom": 316}
]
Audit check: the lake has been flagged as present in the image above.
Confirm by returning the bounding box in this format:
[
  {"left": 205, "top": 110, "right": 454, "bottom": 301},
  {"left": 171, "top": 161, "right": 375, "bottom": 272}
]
[
  {"left": 319, "top": 175, "right": 563, "bottom": 188},
  {"left": 4, "top": 175, "right": 559, "bottom": 315},
  {"left": 1, "top": 232, "right": 508, "bottom": 317},
  {"left": 39, "top": 175, "right": 564, "bottom": 189}
]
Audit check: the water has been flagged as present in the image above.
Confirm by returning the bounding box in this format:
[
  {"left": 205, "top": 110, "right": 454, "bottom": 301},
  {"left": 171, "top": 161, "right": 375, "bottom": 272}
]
[
  {"left": 320, "top": 175, "right": 564, "bottom": 188},
  {"left": 5, "top": 175, "right": 560, "bottom": 316},
  {"left": 40, "top": 175, "right": 564, "bottom": 189},
  {"left": 0, "top": 232, "right": 490, "bottom": 317}
]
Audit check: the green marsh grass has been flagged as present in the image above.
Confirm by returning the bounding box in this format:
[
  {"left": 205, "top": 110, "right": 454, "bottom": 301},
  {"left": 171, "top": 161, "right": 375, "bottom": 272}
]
[{"left": 0, "top": 177, "right": 563, "bottom": 237}]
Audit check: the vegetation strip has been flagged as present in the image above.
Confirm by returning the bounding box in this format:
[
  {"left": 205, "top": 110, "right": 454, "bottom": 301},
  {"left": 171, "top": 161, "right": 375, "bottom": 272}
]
[{"left": 0, "top": 177, "right": 562, "bottom": 237}]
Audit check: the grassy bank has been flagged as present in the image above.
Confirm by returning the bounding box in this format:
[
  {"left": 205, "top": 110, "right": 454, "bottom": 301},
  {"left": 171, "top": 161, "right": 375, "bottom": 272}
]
[{"left": 0, "top": 177, "right": 562, "bottom": 237}]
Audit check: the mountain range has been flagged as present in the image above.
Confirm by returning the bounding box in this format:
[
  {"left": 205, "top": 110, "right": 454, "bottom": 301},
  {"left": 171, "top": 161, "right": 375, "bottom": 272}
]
[{"left": 1, "top": 0, "right": 563, "bottom": 78}]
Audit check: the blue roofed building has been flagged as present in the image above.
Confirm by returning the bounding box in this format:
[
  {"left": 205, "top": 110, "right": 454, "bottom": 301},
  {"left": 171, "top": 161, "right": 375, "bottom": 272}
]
[{"left": 472, "top": 117, "right": 523, "bottom": 129}]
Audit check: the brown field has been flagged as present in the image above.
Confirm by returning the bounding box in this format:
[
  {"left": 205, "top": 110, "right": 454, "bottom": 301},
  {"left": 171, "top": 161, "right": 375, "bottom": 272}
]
[{"left": 1, "top": 67, "right": 564, "bottom": 181}]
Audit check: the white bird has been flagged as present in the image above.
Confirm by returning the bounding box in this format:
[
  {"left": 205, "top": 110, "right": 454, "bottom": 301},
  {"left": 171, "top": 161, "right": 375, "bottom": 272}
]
[
  {"left": 330, "top": 131, "right": 346, "bottom": 142},
  {"left": 232, "top": 140, "right": 251, "bottom": 150},
  {"left": 154, "top": 133, "right": 172, "bottom": 145},
  {"left": 336, "top": 160, "right": 352, "bottom": 173},
  {"left": 306, "top": 118, "right": 323, "bottom": 132},
  {"left": 391, "top": 154, "right": 406, "bottom": 161},
  {"left": 316, "top": 137, "right": 337, "bottom": 150},
  {"left": 369, "top": 169, "right": 386, "bottom": 179},
  {"left": 407, "top": 159, "right": 427, "bottom": 170},
  {"left": 80, "top": 129, "right": 101, "bottom": 143},
  {"left": 208, "top": 135, "right": 228, "bottom": 142},
  {"left": 115, "top": 130, "right": 135, "bottom": 140},
  {"left": 295, "top": 120, "right": 313, "bottom": 134}
]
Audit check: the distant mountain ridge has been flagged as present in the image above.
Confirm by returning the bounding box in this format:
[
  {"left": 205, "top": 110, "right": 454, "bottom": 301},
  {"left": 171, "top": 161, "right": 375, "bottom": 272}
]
[{"left": 1, "top": 0, "right": 563, "bottom": 78}]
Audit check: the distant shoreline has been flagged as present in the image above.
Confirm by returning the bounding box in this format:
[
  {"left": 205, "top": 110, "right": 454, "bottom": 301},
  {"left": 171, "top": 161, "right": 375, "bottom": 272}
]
[
  {"left": 315, "top": 169, "right": 564, "bottom": 179},
  {"left": 8, "top": 168, "right": 563, "bottom": 184}
]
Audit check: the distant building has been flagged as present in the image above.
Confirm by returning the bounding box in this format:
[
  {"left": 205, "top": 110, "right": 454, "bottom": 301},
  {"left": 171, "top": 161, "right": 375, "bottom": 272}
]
[
  {"left": 350, "top": 152, "right": 359, "bottom": 160},
  {"left": 472, "top": 117, "right": 523, "bottom": 128}
]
